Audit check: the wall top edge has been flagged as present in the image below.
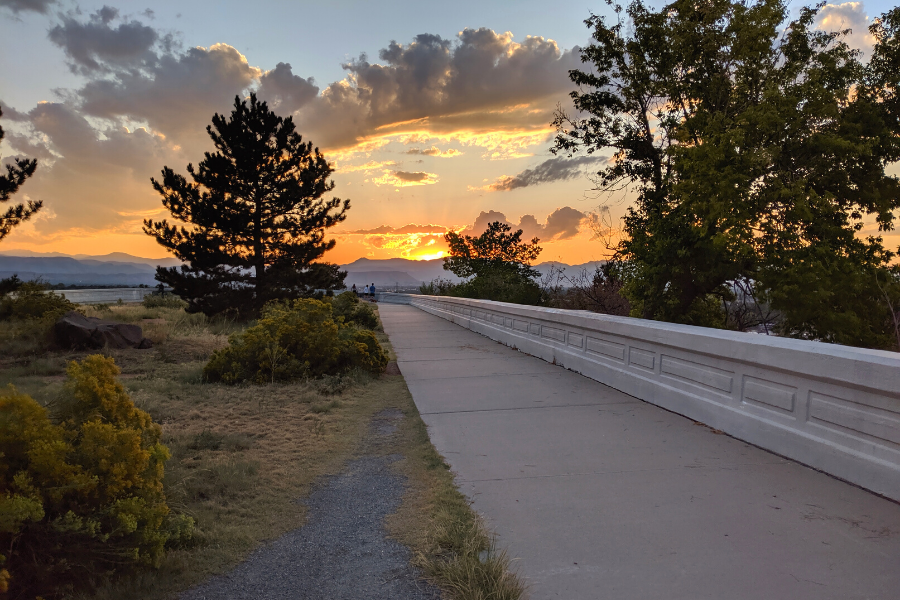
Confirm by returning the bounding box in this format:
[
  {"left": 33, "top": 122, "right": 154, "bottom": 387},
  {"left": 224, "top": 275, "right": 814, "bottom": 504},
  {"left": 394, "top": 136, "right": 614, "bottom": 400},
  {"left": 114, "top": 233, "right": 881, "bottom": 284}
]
[{"left": 383, "top": 294, "right": 900, "bottom": 386}]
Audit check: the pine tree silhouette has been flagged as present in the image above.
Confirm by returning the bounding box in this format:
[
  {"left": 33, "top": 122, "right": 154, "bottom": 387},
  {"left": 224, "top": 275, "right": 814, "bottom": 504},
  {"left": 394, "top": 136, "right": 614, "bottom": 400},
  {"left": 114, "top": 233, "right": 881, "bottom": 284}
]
[
  {"left": 0, "top": 108, "right": 40, "bottom": 242},
  {"left": 144, "top": 94, "right": 349, "bottom": 317}
]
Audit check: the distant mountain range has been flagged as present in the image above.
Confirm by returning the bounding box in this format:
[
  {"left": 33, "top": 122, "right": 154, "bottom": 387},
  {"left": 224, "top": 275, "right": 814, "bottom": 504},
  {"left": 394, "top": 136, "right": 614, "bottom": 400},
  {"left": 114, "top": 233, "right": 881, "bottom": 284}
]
[
  {"left": 0, "top": 249, "right": 603, "bottom": 288},
  {"left": 341, "top": 257, "right": 606, "bottom": 287},
  {"left": 0, "top": 250, "right": 180, "bottom": 286}
]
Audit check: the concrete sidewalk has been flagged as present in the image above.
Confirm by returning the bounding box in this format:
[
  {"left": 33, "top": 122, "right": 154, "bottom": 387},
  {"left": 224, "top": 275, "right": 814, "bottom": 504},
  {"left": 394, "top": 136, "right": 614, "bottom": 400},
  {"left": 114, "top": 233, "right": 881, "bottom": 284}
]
[{"left": 379, "top": 303, "right": 900, "bottom": 600}]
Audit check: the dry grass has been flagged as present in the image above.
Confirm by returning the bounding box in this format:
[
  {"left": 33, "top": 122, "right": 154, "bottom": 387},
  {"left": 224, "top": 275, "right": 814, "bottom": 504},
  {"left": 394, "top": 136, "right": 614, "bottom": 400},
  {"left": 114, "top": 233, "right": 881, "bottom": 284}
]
[
  {"left": 0, "top": 303, "right": 524, "bottom": 600},
  {"left": 376, "top": 332, "right": 526, "bottom": 600}
]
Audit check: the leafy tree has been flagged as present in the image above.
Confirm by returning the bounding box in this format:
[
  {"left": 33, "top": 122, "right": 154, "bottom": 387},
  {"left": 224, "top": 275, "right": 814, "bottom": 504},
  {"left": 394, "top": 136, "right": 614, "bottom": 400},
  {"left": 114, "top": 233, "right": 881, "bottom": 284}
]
[
  {"left": 442, "top": 221, "right": 543, "bottom": 304},
  {"left": 554, "top": 0, "right": 900, "bottom": 347},
  {"left": 0, "top": 108, "right": 41, "bottom": 242},
  {"left": 144, "top": 94, "right": 349, "bottom": 318}
]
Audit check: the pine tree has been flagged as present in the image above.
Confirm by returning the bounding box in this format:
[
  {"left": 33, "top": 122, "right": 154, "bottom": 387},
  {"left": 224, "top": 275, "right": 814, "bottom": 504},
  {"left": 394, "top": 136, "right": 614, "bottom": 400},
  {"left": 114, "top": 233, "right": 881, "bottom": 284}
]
[
  {"left": 144, "top": 94, "right": 349, "bottom": 317},
  {"left": 0, "top": 108, "right": 41, "bottom": 242}
]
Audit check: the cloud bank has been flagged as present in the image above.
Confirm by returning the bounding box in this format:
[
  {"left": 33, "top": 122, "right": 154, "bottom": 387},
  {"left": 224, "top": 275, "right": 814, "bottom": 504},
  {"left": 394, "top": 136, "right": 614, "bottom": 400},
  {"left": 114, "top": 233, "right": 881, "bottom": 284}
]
[
  {"left": 372, "top": 170, "right": 439, "bottom": 187},
  {"left": 404, "top": 146, "right": 463, "bottom": 157},
  {"left": 815, "top": 2, "right": 877, "bottom": 56},
  {"left": 294, "top": 28, "right": 580, "bottom": 150},
  {"left": 474, "top": 155, "right": 602, "bottom": 191},
  {"left": 0, "top": 0, "right": 56, "bottom": 14},
  {"left": 467, "top": 207, "right": 587, "bottom": 241},
  {"left": 0, "top": 7, "right": 588, "bottom": 253}
]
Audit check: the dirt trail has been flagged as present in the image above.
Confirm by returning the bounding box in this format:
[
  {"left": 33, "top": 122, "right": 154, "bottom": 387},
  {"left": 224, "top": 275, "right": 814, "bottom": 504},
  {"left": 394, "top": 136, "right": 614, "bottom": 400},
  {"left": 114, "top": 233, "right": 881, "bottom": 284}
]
[{"left": 180, "top": 410, "right": 440, "bottom": 600}]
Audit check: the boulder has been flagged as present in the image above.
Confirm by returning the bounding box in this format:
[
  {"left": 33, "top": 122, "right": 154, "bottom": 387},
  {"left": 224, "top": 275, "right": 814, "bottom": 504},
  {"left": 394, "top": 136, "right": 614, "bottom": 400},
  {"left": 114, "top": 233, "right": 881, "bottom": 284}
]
[{"left": 54, "top": 311, "right": 153, "bottom": 350}]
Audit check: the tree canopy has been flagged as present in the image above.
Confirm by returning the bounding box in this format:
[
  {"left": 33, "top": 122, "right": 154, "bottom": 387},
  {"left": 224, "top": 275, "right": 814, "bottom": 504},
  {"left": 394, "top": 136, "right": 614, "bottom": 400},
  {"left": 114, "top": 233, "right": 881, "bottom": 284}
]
[
  {"left": 554, "top": 0, "right": 900, "bottom": 348},
  {"left": 0, "top": 108, "right": 41, "bottom": 242},
  {"left": 144, "top": 94, "right": 349, "bottom": 317},
  {"left": 442, "top": 221, "right": 544, "bottom": 304}
]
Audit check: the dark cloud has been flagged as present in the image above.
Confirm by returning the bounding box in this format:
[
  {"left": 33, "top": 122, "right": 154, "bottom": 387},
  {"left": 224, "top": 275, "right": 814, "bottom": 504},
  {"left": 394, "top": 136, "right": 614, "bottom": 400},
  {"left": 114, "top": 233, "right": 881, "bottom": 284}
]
[
  {"left": 468, "top": 206, "right": 587, "bottom": 241},
  {"left": 350, "top": 223, "right": 448, "bottom": 234},
  {"left": 77, "top": 43, "right": 259, "bottom": 144},
  {"left": 1, "top": 10, "right": 273, "bottom": 241},
  {"left": 350, "top": 225, "right": 396, "bottom": 234},
  {"left": 2, "top": 130, "right": 54, "bottom": 160},
  {"left": 297, "top": 28, "right": 580, "bottom": 148},
  {"left": 0, "top": 0, "right": 55, "bottom": 14},
  {"left": 29, "top": 102, "right": 169, "bottom": 172},
  {"left": 48, "top": 7, "right": 160, "bottom": 74},
  {"left": 0, "top": 102, "right": 29, "bottom": 122},
  {"left": 481, "top": 155, "right": 601, "bottom": 191},
  {"left": 394, "top": 223, "right": 447, "bottom": 234},
  {"left": 0, "top": 100, "right": 174, "bottom": 238},
  {"left": 257, "top": 62, "right": 319, "bottom": 114},
  {"left": 394, "top": 171, "right": 431, "bottom": 182},
  {"left": 404, "top": 145, "right": 462, "bottom": 157}
]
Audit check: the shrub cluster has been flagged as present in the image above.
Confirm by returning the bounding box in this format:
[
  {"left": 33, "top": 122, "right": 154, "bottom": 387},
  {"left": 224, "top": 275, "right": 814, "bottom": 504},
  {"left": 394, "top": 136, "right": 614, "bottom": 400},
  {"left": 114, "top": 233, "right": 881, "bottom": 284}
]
[
  {"left": 330, "top": 291, "right": 378, "bottom": 329},
  {"left": 0, "top": 355, "right": 192, "bottom": 598},
  {"left": 204, "top": 298, "right": 388, "bottom": 384},
  {"left": 142, "top": 292, "right": 188, "bottom": 310},
  {"left": 0, "top": 276, "right": 77, "bottom": 322},
  {"left": 420, "top": 272, "right": 542, "bottom": 306}
]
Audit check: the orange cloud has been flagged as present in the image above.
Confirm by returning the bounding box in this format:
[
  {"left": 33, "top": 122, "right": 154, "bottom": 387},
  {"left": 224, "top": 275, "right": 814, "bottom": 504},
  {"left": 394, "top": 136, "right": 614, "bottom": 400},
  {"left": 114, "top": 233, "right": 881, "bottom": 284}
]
[
  {"left": 371, "top": 170, "right": 439, "bottom": 187},
  {"left": 336, "top": 159, "right": 397, "bottom": 173},
  {"left": 325, "top": 126, "right": 553, "bottom": 163},
  {"left": 335, "top": 230, "right": 450, "bottom": 260},
  {"left": 404, "top": 145, "right": 463, "bottom": 157}
]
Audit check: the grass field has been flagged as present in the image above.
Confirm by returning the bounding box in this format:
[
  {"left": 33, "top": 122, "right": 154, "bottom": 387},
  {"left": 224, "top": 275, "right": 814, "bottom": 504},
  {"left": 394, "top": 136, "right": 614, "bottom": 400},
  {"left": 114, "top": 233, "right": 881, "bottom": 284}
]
[{"left": 0, "top": 303, "right": 524, "bottom": 600}]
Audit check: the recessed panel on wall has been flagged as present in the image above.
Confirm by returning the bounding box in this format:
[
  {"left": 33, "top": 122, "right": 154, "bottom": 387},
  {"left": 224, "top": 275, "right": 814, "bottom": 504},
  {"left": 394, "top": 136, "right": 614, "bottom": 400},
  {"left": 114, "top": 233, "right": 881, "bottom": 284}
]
[
  {"left": 809, "top": 392, "right": 900, "bottom": 448},
  {"left": 567, "top": 332, "right": 584, "bottom": 348},
  {"left": 541, "top": 325, "right": 567, "bottom": 343},
  {"left": 660, "top": 355, "right": 733, "bottom": 394},
  {"left": 741, "top": 376, "right": 797, "bottom": 414},
  {"left": 585, "top": 336, "right": 626, "bottom": 362},
  {"left": 629, "top": 347, "right": 656, "bottom": 371}
]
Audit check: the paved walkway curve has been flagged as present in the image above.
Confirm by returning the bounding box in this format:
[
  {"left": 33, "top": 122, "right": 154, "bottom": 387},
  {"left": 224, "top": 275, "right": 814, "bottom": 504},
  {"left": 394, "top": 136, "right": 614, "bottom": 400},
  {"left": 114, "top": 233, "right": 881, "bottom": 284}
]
[{"left": 379, "top": 303, "right": 900, "bottom": 600}]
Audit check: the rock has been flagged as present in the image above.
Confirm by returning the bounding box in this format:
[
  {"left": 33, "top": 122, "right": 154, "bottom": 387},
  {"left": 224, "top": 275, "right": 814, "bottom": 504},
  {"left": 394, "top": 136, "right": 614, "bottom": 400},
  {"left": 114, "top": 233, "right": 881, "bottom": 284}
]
[{"left": 54, "top": 311, "right": 153, "bottom": 350}]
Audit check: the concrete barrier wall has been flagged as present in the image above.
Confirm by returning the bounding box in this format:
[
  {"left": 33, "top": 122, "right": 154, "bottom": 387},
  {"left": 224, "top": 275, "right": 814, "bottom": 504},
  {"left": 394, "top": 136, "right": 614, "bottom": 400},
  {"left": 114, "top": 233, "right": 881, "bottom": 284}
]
[{"left": 377, "top": 293, "right": 900, "bottom": 500}]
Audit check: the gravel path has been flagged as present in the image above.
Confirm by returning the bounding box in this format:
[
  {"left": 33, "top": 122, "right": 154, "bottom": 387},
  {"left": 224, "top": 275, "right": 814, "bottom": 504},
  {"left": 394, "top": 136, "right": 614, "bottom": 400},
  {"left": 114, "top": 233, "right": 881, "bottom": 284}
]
[{"left": 180, "top": 410, "right": 441, "bottom": 600}]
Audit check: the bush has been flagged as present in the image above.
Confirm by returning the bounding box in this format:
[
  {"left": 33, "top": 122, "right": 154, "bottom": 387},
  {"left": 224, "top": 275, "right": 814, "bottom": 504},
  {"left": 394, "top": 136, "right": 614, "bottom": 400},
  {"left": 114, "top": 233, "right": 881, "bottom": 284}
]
[
  {"left": 204, "top": 298, "right": 388, "bottom": 385},
  {"left": 543, "top": 262, "right": 632, "bottom": 316},
  {"left": 451, "top": 272, "right": 542, "bottom": 306},
  {"left": 419, "top": 278, "right": 458, "bottom": 296},
  {"left": 0, "top": 277, "right": 77, "bottom": 322},
  {"left": 142, "top": 292, "right": 187, "bottom": 310},
  {"left": 0, "top": 355, "right": 192, "bottom": 598},
  {"left": 330, "top": 291, "right": 378, "bottom": 329}
]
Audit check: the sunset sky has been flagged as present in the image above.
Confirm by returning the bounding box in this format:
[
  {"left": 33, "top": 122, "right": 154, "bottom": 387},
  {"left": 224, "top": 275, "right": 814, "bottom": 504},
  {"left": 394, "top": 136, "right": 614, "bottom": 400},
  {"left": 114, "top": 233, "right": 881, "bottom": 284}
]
[{"left": 1, "top": 0, "right": 897, "bottom": 264}]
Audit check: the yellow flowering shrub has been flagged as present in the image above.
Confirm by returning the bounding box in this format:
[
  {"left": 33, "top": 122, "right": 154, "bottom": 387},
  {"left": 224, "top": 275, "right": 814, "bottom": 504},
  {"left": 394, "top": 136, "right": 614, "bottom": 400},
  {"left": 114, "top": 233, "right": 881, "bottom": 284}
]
[
  {"left": 0, "top": 356, "right": 192, "bottom": 599},
  {"left": 204, "top": 298, "right": 388, "bottom": 384}
]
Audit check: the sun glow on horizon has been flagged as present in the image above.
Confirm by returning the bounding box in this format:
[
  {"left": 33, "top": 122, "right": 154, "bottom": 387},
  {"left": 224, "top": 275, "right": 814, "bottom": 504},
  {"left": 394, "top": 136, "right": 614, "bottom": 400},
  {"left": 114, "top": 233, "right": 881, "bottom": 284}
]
[{"left": 413, "top": 250, "right": 445, "bottom": 261}]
